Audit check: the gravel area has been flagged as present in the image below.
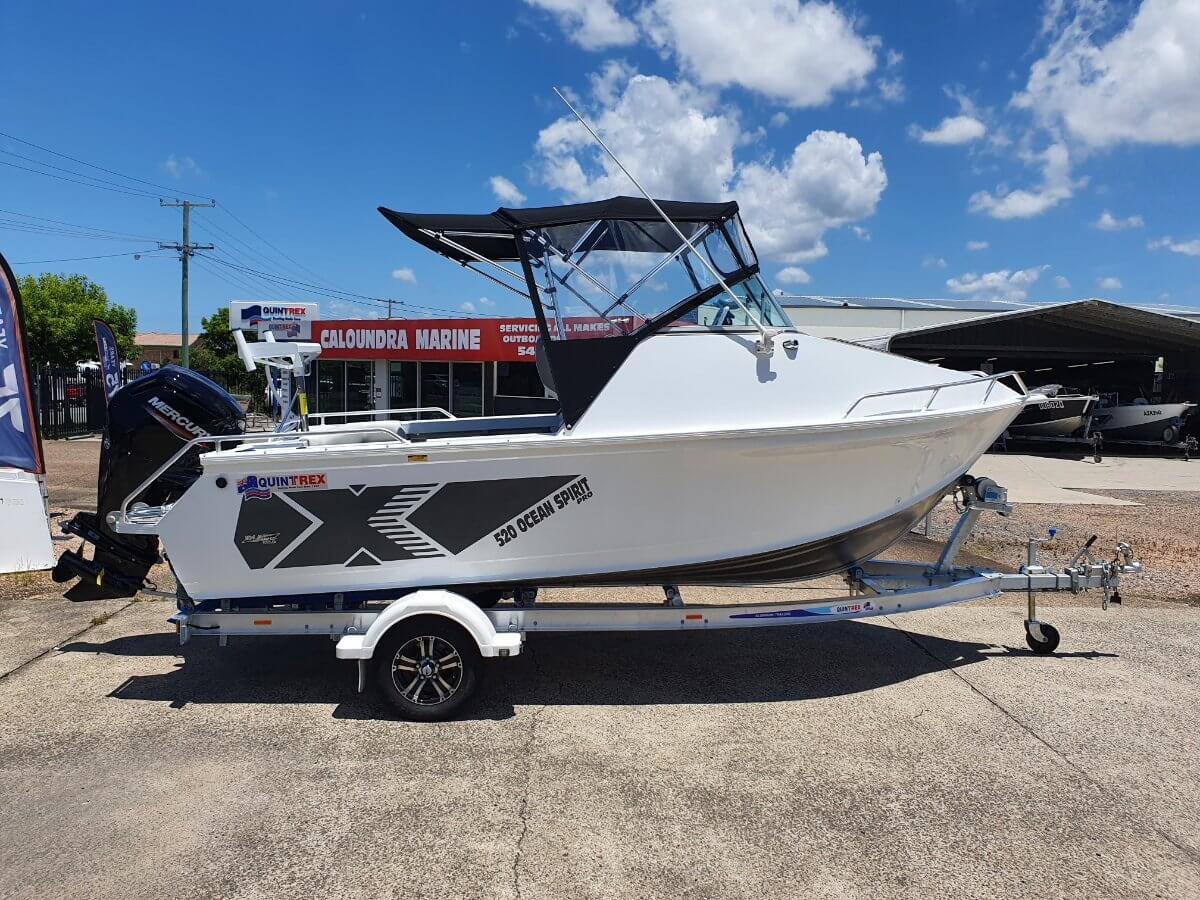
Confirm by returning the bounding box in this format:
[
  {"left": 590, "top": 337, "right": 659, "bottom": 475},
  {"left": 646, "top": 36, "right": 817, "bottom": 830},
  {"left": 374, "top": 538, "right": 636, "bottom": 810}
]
[{"left": 925, "top": 490, "right": 1200, "bottom": 605}]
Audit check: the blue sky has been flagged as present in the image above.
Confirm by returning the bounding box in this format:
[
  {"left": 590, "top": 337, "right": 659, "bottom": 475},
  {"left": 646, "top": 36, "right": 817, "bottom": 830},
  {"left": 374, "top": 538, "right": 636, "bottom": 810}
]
[{"left": 2, "top": 0, "right": 1199, "bottom": 331}]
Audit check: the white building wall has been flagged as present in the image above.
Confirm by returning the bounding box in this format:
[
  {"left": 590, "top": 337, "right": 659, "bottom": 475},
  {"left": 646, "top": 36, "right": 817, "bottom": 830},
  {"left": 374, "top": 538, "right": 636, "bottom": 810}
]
[{"left": 782, "top": 306, "right": 997, "bottom": 343}]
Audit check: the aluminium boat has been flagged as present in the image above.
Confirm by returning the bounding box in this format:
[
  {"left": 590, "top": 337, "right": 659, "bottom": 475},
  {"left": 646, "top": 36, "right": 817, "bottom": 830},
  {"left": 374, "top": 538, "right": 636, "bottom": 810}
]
[
  {"left": 1091, "top": 394, "right": 1196, "bottom": 443},
  {"left": 1006, "top": 385, "right": 1097, "bottom": 439},
  {"left": 56, "top": 197, "right": 1031, "bottom": 607}
]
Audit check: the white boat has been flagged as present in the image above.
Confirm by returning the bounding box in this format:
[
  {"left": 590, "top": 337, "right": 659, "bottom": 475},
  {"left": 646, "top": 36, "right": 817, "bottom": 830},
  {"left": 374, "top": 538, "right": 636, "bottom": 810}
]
[
  {"left": 1091, "top": 395, "right": 1196, "bottom": 443},
  {"left": 56, "top": 196, "right": 1031, "bottom": 607}
]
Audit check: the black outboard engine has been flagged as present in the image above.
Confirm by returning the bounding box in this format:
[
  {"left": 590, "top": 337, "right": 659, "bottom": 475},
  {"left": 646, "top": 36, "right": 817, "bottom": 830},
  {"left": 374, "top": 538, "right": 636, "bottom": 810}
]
[{"left": 53, "top": 366, "right": 246, "bottom": 600}]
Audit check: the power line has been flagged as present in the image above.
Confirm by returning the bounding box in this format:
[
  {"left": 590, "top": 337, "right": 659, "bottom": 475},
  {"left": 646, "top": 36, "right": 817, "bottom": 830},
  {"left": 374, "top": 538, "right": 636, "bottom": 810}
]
[
  {"left": 0, "top": 147, "right": 163, "bottom": 199},
  {"left": 0, "top": 206, "right": 163, "bottom": 241},
  {"left": 9, "top": 249, "right": 170, "bottom": 265},
  {"left": 218, "top": 204, "right": 345, "bottom": 292},
  {"left": 0, "top": 157, "right": 165, "bottom": 199},
  {"left": 0, "top": 128, "right": 211, "bottom": 199},
  {"left": 0, "top": 221, "right": 162, "bottom": 243},
  {"left": 159, "top": 199, "right": 215, "bottom": 367}
]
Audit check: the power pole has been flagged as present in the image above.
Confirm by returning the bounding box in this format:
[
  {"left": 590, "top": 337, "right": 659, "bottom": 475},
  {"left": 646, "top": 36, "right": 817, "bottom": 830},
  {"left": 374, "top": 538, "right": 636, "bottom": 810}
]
[
  {"left": 387, "top": 298, "right": 394, "bottom": 318},
  {"left": 159, "top": 199, "right": 215, "bottom": 368}
]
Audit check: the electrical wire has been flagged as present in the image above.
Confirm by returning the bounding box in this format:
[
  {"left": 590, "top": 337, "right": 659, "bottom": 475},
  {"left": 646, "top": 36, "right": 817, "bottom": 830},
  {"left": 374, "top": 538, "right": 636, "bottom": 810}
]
[
  {"left": 9, "top": 250, "right": 169, "bottom": 265},
  {"left": 0, "top": 157, "right": 164, "bottom": 199},
  {"left": 0, "top": 128, "right": 211, "bottom": 199},
  {"left": 0, "top": 206, "right": 163, "bottom": 241}
]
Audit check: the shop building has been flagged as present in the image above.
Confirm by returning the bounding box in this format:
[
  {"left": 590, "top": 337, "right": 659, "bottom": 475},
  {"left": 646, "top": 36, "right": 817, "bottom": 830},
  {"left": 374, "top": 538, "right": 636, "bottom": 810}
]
[{"left": 307, "top": 317, "right": 557, "bottom": 419}]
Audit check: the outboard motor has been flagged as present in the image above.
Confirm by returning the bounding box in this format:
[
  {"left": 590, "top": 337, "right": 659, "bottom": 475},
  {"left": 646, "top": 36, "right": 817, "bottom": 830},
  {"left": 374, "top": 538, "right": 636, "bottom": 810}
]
[{"left": 53, "top": 366, "right": 246, "bottom": 600}]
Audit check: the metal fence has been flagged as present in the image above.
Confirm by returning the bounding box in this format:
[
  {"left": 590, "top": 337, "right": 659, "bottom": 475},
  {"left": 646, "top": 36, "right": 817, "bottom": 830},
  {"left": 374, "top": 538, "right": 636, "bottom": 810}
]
[{"left": 33, "top": 367, "right": 111, "bottom": 439}]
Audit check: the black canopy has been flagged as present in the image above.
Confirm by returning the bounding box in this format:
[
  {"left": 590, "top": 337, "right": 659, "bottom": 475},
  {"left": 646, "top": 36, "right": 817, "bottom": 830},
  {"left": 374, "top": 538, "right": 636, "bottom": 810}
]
[{"left": 378, "top": 196, "right": 739, "bottom": 264}]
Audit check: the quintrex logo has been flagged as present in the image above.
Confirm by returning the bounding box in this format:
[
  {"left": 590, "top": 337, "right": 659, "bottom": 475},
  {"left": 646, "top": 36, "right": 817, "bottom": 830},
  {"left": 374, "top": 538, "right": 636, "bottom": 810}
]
[{"left": 237, "top": 472, "right": 327, "bottom": 501}]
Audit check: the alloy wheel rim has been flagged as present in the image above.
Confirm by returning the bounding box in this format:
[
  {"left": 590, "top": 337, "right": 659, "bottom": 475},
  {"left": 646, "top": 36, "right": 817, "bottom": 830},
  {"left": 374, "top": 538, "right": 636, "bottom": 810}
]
[{"left": 391, "top": 635, "right": 463, "bottom": 705}]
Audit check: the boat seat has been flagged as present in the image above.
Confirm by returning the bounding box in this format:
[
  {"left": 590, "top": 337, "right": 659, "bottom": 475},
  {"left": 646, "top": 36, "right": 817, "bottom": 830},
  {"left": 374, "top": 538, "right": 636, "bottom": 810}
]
[{"left": 399, "top": 413, "right": 562, "bottom": 442}]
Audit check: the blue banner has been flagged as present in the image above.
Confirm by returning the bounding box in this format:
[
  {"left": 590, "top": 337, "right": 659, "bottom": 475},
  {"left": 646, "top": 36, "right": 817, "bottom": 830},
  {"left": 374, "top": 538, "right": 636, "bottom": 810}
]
[
  {"left": 0, "top": 252, "right": 44, "bottom": 473},
  {"left": 93, "top": 319, "right": 122, "bottom": 404}
]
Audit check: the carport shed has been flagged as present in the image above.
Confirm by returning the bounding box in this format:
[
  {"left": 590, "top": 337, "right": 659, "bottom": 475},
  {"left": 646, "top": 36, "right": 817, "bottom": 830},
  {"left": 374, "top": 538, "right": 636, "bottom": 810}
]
[{"left": 870, "top": 300, "right": 1200, "bottom": 408}]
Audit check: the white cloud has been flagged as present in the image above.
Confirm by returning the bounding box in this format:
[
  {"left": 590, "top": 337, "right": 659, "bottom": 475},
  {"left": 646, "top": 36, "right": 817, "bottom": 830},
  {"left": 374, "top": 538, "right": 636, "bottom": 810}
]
[
  {"left": 966, "top": 240, "right": 989, "bottom": 251},
  {"left": 637, "top": 0, "right": 880, "bottom": 108},
  {"left": 489, "top": 175, "right": 527, "bottom": 206},
  {"left": 1097, "top": 276, "right": 1122, "bottom": 291},
  {"left": 391, "top": 267, "right": 417, "bottom": 284},
  {"left": 732, "top": 131, "right": 887, "bottom": 263},
  {"left": 775, "top": 266, "right": 811, "bottom": 285},
  {"left": 329, "top": 300, "right": 382, "bottom": 319},
  {"left": 851, "top": 225, "right": 870, "bottom": 241},
  {"left": 878, "top": 76, "right": 906, "bottom": 104},
  {"left": 922, "top": 256, "right": 947, "bottom": 270},
  {"left": 1015, "top": 0, "right": 1200, "bottom": 148},
  {"left": 1148, "top": 236, "right": 1200, "bottom": 256},
  {"left": 1092, "top": 209, "right": 1144, "bottom": 231},
  {"left": 946, "top": 266, "right": 1046, "bottom": 301},
  {"left": 911, "top": 115, "right": 986, "bottom": 145},
  {"left": 478, "top": 296, "right": 496, "bottom": 308},
  {"left": 968, "top": 141, "right": 1082, "bottom": 219},
  {"left": 535, "top": 66, "right": 887, "bottom": 264},
  {"left": 769, "top": 111, "right": 789, "bottom": 128},
  {"left": 1055, "top": 275, "right": 1071, "bottom": 289},
  {"left": 522, "top": 0, "right": 637, "bottom": 50},
  {"left": 460, "top": 301, "right": 477, "bottom": 313},
  {"left": 161, "top": 154, "right": 201, "bottom": 178}
]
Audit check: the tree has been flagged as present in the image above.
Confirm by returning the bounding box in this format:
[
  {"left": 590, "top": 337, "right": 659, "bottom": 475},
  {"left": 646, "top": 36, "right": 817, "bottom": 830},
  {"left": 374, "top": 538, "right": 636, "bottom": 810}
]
[
  {"left": 190, "top": 306, "right": 265, "bottom": 393},
  {"left": 18, "top": 273, "right": 137, "bottom": 368}
]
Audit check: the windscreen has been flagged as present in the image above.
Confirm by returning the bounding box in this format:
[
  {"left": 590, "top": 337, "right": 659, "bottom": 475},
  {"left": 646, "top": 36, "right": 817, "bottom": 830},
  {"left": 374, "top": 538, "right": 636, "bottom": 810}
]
[{"left": 520, "top": 213, "right": 792, "bottom": 339}]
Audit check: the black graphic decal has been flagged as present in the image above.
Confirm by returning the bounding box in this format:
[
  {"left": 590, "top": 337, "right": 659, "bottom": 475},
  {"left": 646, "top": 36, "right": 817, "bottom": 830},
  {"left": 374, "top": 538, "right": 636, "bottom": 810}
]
[
  {"left": 234, "top": 495, "right": 312, "bottom": 569},
  {"left": 407, "top": 475, "right": 577, "bottom": 554},
  {"left": 277, "top": 486, "right": 441, "bottom": 568}
]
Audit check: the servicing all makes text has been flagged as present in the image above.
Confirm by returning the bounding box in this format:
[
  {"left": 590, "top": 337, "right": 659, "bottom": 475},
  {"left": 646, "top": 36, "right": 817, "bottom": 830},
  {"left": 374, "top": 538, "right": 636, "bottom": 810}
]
[{"left": 493, "top": 477, "right": 594, "bottom": 547}]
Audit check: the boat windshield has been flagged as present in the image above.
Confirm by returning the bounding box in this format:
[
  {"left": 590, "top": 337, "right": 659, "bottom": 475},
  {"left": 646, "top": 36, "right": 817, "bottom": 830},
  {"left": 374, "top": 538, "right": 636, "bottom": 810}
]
[{"left": 520, "top": 213, "right": 792, "bottom": 340}]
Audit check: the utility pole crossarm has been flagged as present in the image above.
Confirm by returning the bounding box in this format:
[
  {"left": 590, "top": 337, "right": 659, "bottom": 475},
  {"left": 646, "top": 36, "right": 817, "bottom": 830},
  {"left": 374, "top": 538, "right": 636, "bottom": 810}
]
[{"left": 160, "top": 199, "right": 217, "bottom": 368}]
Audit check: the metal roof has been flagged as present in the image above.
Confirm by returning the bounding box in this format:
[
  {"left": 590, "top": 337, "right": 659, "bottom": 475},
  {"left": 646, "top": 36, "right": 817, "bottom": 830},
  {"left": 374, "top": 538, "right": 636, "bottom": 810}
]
[
  {"left": 777, "top": 293, "right": 1200, "bottom": 317},
  {"left": 879, "top": 299, "right": 1200, "bottom": 358}
]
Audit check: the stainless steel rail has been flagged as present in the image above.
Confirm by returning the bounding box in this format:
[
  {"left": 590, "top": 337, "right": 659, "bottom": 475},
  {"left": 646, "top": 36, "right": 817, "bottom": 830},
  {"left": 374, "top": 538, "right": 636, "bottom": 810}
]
[
  {"left": 113, "top": 425, "right": 410, "bottom": 529},
  {"left": 844, "top": 370, "right": 1028, "bottom": 419}
]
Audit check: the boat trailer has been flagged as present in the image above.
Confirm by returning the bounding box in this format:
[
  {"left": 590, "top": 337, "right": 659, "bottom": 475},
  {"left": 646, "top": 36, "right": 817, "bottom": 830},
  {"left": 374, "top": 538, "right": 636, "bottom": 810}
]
[{"left": 168, "top": 476, "right": 1141, "bottom": 720}]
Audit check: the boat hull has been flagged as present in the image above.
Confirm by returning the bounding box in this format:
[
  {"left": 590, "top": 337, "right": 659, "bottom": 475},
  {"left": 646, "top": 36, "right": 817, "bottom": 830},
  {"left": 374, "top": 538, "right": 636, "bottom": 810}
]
[
  {"left": 1007, "top": 396, "right": 1095, "bottom": 439},
  {"left": 158, "top": 402, "right": 1020, "bottom": 604},
  {"left": 1092, "top": 403, "right": 1196, "bottom": 442}
]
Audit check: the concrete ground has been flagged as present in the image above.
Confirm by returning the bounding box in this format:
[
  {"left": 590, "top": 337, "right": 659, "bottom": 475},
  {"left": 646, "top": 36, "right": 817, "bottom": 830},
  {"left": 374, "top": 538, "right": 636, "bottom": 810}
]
[{"left": 2, "top": 440, "right": 1199, "bottom": 898}]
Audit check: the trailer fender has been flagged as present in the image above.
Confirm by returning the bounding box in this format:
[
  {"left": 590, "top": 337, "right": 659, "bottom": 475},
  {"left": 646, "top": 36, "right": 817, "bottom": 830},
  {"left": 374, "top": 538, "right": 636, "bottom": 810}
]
[{"left": 335, "top": 589, "right": 522, "bottom": 661}]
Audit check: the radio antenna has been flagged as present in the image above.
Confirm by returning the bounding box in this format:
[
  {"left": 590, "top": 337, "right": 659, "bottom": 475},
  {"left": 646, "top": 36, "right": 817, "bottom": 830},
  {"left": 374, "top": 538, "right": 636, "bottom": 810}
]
[{"left": 551, "top": 86, "right": 776, "bottom": 353}]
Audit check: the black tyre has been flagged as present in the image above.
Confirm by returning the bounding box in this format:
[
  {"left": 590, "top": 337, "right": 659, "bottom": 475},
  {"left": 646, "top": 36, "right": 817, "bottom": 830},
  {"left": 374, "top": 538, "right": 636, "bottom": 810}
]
[
  {"left": 467, "top": 589, "right": 504, "bottom": 608},
  {"left": 1163, "top": 425, "right": 1178, "bottom": 444},
  {"left": 1024, "top": 620, "right": 1061, "bottom": 654},
  {"left": 375, "top": 619, "right": 480, "bottom": 721}
]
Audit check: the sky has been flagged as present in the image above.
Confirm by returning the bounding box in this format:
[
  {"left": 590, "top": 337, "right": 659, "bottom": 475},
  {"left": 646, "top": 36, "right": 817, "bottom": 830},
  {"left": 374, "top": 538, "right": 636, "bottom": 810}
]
[{"left": 2, "top": 0, "right": 1199, "bottom": 332}]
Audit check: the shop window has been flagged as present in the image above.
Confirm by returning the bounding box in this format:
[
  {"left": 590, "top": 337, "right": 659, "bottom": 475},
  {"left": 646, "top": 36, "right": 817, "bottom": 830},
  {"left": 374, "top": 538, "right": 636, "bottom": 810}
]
[{"left": 495, "top": 362, "right": 545, "bottom": 398}]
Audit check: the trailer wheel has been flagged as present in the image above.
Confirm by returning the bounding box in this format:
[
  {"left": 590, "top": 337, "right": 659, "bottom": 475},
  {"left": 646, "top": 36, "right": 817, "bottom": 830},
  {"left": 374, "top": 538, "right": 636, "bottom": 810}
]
[
  {"left": 376, "top": 619, "right": 480, "bottom": 721},
  {"left": 1024, "top": 620, "right": 1060, "bottom": 655},
  {"left": 1162, "top": 425, "right": 1178, "bottom": 443}
]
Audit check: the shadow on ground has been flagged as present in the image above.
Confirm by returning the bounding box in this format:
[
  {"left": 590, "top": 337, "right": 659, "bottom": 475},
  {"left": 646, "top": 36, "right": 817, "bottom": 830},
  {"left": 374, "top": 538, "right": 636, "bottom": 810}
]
[{"left": 61, "top": 620, "right": 1116, "bottom": 722}]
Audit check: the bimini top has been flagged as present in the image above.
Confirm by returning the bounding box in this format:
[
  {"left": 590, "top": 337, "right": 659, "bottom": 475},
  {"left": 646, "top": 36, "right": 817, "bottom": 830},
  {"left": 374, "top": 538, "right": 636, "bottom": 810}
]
[
  {"left": 378, "top": 197, "right": 739, "bottom": 263},
  {"left": 380, "top": 194, "right": 791, "bottom": 428}
]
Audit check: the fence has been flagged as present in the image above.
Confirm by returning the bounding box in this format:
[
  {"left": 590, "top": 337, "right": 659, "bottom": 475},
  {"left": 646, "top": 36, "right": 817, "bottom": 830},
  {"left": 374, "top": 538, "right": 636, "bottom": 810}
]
[
  {"left": 31, "top": 366, "right": 267, "bottom": 439},
  {"left": 33, "top": 367, "right": 110, "bottom": 439}
]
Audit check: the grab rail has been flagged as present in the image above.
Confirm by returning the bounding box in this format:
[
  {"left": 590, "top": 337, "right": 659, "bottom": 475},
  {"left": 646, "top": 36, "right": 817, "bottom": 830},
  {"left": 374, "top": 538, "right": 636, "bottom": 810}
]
[
  {"left": 306, "top": 406, "right": 455, "bottom": 426},
  {"left": 112, "top": 425, "right": 410, "bottom": 530},
  {"left": 844, "top": 370, "right": 1028, "bottom": 419}
]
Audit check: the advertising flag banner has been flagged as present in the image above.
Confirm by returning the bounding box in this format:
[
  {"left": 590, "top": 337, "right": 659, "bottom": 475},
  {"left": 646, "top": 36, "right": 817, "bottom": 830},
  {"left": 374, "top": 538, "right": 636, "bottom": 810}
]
[
  {"left": 93, "top": 319, "right": 122, "bottom": 403},
  {"left": 0, "top": 252, "right": 44, "bottom": 474}
]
